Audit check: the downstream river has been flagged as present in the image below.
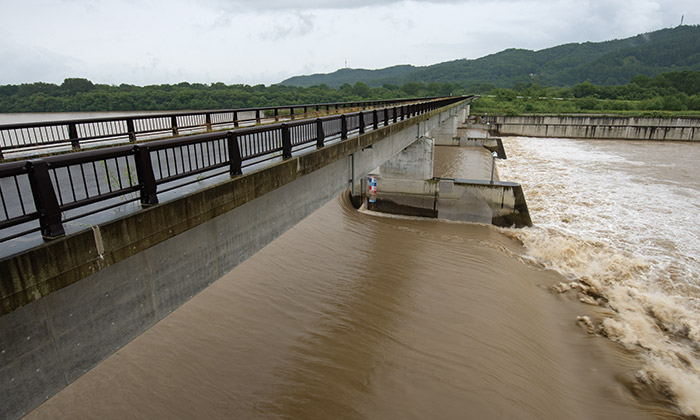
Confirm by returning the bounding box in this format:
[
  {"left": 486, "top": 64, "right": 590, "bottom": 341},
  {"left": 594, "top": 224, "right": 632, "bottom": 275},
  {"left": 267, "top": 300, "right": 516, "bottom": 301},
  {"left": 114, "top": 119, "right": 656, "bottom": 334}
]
[{"left": 25, "top": 136, "right": 698, "bottom": 419}]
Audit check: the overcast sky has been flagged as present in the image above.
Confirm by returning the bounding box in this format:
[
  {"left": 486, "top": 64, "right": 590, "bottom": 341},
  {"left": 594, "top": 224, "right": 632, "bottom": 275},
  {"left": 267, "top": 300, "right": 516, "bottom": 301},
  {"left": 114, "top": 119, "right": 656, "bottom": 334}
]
[{"left": 1, "top": 0, "right": 696, "bottom": 86}]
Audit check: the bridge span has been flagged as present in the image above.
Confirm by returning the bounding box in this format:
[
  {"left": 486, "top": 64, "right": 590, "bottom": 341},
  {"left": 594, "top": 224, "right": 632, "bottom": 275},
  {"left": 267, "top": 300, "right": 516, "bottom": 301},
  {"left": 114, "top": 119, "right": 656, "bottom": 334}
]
[{"left": 0, "top": 96, "right": 490, "bottom": 419}]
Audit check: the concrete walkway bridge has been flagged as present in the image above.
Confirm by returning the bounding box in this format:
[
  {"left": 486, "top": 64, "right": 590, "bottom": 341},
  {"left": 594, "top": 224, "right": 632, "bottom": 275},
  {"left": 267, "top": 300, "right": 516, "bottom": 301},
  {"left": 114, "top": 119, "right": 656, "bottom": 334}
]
[{"left": 0, "top": 95, "right": 530, "bottom": 419}]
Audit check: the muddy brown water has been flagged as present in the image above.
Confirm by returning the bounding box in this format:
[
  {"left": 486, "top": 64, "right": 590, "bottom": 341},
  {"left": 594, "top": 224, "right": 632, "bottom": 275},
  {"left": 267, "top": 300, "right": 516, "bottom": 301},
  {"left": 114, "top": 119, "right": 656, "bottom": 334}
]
[{"left": 26, "top": 138, "right": 696, "bottom": 419}]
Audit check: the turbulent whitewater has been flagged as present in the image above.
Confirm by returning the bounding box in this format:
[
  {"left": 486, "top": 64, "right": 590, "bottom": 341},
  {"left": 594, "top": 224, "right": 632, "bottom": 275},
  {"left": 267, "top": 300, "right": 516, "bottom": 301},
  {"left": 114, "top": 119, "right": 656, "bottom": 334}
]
[{"left": 497, "top": 136, "right": 700, "bottom": 417}]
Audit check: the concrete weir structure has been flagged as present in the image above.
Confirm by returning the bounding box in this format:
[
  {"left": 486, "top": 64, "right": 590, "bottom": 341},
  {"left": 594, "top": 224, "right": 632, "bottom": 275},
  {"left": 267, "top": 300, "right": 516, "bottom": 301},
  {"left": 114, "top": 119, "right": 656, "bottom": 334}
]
[
  {"left": 487, "top": 115, "right": 700, "bottom": 141},
  {"left": 369, "top": 118, "right": 531, "bottom": 228},
  {"left": 0, "top": 99, "right": 475, "bottom": 419}
]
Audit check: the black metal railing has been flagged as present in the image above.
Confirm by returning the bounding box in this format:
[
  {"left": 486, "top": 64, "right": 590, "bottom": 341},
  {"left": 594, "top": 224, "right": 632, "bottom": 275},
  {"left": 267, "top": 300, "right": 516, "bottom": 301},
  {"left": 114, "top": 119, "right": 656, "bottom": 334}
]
[
  {"left": 0, "top": 97, "right": 453, "bottom": 160},
  {"left": 0, "top": 96, "right": 470, "bottom": 242}
]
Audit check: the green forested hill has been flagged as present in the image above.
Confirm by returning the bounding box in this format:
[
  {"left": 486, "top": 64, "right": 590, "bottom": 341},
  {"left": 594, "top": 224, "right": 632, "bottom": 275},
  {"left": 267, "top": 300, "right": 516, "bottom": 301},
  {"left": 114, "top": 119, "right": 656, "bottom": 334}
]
[{"left": 281, "top": 25, "right": 700, "bottom": 89}]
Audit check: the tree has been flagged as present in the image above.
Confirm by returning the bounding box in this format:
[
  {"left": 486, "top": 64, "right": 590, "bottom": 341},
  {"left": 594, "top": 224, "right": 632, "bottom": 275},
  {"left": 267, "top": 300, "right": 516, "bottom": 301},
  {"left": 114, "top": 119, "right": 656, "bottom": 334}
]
[
  {"left": 401, "top": 82, "right": 423, "bottom": 96},
  {"left": 60, "top": 78, "right": 95, "bottom": 95},
  {"left": 352, "top": 82, "right": 371, "bottom": 97}
]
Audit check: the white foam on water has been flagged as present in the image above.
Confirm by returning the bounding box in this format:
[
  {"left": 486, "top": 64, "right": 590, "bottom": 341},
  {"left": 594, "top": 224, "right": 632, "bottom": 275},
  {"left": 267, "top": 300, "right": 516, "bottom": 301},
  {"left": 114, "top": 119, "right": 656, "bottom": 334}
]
[{"left": 498, "top": 136, "right": 700, "bottom": 416}]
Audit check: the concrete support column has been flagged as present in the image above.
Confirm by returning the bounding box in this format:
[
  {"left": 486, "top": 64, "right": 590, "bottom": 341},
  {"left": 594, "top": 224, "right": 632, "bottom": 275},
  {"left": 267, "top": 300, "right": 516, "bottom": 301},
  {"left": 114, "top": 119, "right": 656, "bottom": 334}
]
[
  {"left": 428, "top": 115, "right": 458, "bottom": 145},
  {"left": 372, "top": 137, "right": 438, "bottom": 217},
  {"left": 460, "top": 106, "right": 469, "bottom": 124},
  {"left": 379, "top": 137, "right": 434, "bottom": 181}
]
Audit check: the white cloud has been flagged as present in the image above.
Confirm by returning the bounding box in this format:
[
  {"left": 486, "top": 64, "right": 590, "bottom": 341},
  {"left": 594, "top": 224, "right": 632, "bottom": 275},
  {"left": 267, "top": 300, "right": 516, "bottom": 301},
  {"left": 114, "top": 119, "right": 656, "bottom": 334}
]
[{"left": 0, "top": 0, "right": 697, "bottom": 86}]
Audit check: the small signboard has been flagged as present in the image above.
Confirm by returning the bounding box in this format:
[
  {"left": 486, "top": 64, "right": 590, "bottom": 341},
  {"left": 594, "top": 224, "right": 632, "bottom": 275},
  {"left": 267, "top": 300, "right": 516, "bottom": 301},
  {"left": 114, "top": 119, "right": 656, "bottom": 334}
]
[{"left": 368, "top": 176, "right": 377, "bottom": 203}]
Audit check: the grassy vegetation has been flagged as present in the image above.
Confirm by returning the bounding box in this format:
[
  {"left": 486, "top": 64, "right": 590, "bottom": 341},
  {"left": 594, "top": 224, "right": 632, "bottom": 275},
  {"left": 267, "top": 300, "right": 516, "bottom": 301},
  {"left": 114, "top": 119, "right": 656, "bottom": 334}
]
[
  {"left": 471, "top": 95, "right": 700, "bottom": 118},
  {"left": 470, "top": 70, "right": 700, "bottom": 118}
]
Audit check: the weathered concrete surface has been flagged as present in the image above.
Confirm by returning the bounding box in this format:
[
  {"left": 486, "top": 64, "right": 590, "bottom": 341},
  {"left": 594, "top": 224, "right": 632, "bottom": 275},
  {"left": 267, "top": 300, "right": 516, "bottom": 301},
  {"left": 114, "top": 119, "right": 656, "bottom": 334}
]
[
  {"left": 428, "top": 113, "right": 459, "bottom": 144},
  {"left": 0, "top": 99, "right": 471, "bottom": 420},
  {"left": 488, "top": 115, "right": 700, "bottom": 141},
  {"left": 368, "top": 178, "right": 531, "bottom": 228},
  {"left": 438, "top": 179, "right": 532, "bottom": 227},
  {"left": 380, "top": 137, "right": 434, "bottom": 180},
  {"left": 369, "top": 136, "right": 530, "bottom": 227},
  {"left": 434, "top": 136, "right": 507, "bottom": 159}
]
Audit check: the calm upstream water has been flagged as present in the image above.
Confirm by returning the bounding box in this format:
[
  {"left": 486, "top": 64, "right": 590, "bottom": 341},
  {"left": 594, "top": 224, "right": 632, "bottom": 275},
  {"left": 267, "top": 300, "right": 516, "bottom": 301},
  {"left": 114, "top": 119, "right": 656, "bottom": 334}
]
[{"left": 25, "top": 136, "right": 698, "bottom": 419}]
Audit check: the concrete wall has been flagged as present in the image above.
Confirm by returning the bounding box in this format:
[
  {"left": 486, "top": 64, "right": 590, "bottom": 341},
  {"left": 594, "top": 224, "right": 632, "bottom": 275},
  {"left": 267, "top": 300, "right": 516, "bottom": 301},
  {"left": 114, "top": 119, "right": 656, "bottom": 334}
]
[
  {"left": 0, "top": 100, "right": 469, "bottom": 420},
  {"left": 488, "top": 115, "right": 700, "bottom": 141},
  {"left": 428, "top": 114, "right": 459, "bottom": 144},
  {"left": 438, "top": 179, "right": 531, "bottom": 227},
  {"left": 368, "top": 178, "right": 531, "bottom": 228},
  {"left": 380, "top": 137, "right": 434, "bottom": 180}
]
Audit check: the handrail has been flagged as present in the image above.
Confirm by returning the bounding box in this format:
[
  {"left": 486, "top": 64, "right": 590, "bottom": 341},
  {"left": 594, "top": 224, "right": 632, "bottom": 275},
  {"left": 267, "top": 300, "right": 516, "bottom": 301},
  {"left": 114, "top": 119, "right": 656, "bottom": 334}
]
[
  {"left": 0, "top": 96, "right": 449, "bottom": 160},
  {"left": 0, "top": 96, "right": 471, "bottom": 242}
]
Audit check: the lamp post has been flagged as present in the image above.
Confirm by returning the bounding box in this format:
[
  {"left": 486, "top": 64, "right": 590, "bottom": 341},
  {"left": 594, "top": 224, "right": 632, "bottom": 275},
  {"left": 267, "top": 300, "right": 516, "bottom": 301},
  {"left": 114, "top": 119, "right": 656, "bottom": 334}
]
[{"left": 490, "top": 151, "right": 498, "bottom": 184}]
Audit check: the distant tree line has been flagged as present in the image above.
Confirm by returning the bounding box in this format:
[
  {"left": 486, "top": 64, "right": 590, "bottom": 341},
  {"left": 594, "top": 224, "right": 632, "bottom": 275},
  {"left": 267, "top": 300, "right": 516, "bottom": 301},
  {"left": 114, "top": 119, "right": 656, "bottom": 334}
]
[
  {"left": 471, "top": 70, "right": 700, "bottom": 116},
  {"left": 1, "top": 70, "right": 699, "bottom": 115},
  {"left": 0, "top": 78, "right": 466, "bottom": 113}
]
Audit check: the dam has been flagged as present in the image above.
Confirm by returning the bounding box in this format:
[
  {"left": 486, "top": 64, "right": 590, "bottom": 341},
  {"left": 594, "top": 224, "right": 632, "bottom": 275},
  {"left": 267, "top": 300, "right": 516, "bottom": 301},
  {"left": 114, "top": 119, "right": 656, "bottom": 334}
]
[{"left": 2, "top": 101, "right": 699, "bottom": 418}]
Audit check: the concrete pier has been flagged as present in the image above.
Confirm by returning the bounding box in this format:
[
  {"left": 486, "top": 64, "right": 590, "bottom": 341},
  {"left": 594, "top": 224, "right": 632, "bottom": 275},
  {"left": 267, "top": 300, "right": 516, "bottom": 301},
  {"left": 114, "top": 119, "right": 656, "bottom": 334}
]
[{"left": 368, "top": 118, "right": 531, "bottom": 227}]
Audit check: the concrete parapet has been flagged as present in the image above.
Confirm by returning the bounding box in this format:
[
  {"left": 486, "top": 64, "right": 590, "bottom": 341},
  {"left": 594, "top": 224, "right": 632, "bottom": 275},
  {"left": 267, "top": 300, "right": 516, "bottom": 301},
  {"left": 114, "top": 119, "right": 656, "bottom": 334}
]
[{"left": 489, "top": 115, "right": 700, "bottom": 141}]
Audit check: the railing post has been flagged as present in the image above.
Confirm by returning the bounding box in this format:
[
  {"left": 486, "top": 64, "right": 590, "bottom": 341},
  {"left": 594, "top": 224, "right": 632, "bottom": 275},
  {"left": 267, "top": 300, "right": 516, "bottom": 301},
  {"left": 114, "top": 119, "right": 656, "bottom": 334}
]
[
  {"left": 68, "top": 123, "right": 80, "bottom": 150},
  {"left": 27, "top": 161, "right": 65, "bottom": 239},
  {"left": 274, "top": 108, "right": 279, "bottom": 122},
  {"left": 281, "top": 124, "right": 292, "bottom": 159},
  {"left": 126, "top": 118, "right": 137, "bottom": 142},
  {"left": 205, "top": 113, "right": 212, "bottom": 132},
  {"left": 373, "top": 109, "right": 379, "bottom": 130},
  {"left": 359, "top": 112, "right": 365, "bottom": 134},
  {"left": 133, "top": 145, "right": 158, "bottom": 206},
  {"left": 384, "top": 108, "right": 389, "bottom": 126},
  {"left": 341, "top": 115, "right": 348, "bottom": 140},
  {"left": 171, "top": 116, "right": 178, "bottom": 136},
  {"left": 233, "top": 111, "right": 239, "bottom": 127},
  {"left": 226, "top": 131, "right": 242, "bottom": 175},
  {"left": 255, "top": 109, "right": 261, "bottom": 125},
  {"left": 316, "top": 118, "right": 325, "bottom": 148},
  {"left": 289, "top": 107, "right": 295, "bottom": 120}
]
